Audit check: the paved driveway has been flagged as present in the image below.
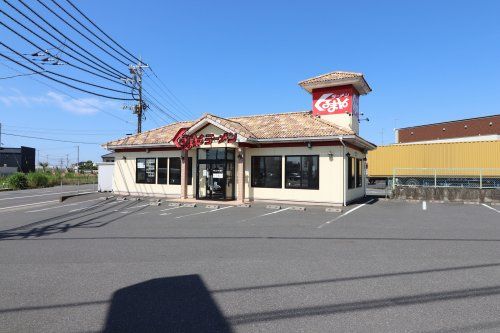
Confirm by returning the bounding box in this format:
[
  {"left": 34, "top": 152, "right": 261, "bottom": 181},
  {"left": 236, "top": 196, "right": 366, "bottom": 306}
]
[{"left": 0, "top": 195, "right": 499, "bottom": 332}]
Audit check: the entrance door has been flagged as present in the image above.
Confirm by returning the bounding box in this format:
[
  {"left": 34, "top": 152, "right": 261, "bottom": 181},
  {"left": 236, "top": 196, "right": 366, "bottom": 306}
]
[{"left": 196, "top": 148, "right": 235, "bottom": 200}]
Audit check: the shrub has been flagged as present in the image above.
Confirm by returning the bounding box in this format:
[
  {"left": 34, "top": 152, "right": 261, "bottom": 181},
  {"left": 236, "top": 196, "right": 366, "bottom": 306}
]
[
  {"left": 7, "top": 173, "right": 28, "bottom": 190},
  {"left": 27, "top": 172, "right": 49, "bottom": 188}
]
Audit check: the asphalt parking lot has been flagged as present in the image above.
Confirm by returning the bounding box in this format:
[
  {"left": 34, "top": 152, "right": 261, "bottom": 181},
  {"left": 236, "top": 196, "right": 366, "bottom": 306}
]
[{"left": 0, "top": 190, "right": 499, "bottom": 332}]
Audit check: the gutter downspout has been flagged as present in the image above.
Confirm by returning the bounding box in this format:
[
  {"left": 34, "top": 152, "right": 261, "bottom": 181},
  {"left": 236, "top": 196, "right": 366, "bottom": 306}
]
[{"left": 339, "top": 136, "right": 346, "bottom": 207}]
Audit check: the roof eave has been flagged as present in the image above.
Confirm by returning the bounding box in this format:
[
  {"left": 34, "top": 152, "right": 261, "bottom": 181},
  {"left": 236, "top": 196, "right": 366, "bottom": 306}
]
[{"left": 299, "top": 77, "right": 372, "bottom": 95}]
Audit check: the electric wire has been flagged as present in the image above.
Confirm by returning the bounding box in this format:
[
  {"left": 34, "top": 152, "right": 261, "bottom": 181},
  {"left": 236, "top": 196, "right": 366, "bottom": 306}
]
[
  {"left": 0, "top": 18, "right": 129, "bottom": 86},
  {"left": 2, "top": 133, "right": 100, "bottom": 145},
  {"left": 12, "top": 0, "right": 129, "bottom": 81},
  {"left": 0, "top": 42, "right": 134, "bottom": 96},
  {"left": 0, "top": 60, "right": 135, "bottom": 124},
  {"left": 148, "top": 67, "right": 194, "bottom": 116},
  {"left": 36, "top": 0, "right": 129, "bottom": 67},
  {"left": 65, "top": 0, "right": 141, "bottom": 64}
]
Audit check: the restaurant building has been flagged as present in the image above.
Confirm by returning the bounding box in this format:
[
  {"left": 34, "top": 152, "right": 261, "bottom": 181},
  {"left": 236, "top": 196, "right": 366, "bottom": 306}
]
[{"left": 103, "top": 71, "right": 376, "bottom": 205}]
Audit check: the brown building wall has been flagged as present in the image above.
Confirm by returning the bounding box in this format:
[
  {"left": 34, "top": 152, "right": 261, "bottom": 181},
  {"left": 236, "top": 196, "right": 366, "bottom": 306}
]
[{"left": 397, "top": 115, "right": 500, "bottom": 143}]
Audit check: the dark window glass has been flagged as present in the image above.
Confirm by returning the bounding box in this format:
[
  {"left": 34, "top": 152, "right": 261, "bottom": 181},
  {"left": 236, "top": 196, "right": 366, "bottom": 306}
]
[
  {"left": 169, "top": 157, "right": 181, "bottom": 185},
  {"left": 136, "top": 158, "right": 156, "bottom": 184},
  {"left": 285, "top": 155, "right": 319, "bottom": 189},
  {"left": 356, "top": 159, "right": 363, "bottom": 188},
  {"left": 348, "top": 157, "right": 355, "bottom": 189},
  {"left": 187, "top": 157, "right": 193, "bottom": 186},
  {"left": 251, "top": 156, "right": 282, "bottom": 188},
  {"left": 158, "top": 158, "right": 168, "bottom": 184}
]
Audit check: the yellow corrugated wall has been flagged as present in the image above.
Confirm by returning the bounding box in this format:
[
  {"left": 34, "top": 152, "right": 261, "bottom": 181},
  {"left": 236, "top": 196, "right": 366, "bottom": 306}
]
[{"left": 367, "top": 140, "right": 500, "bottom": 177}]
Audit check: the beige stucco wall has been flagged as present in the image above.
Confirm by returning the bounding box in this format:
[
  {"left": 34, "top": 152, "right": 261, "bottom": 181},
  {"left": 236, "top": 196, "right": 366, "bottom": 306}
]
[
  {"left": 113, "top": 150, "right": 196, "bottom": 198},
  {"left": 112, "top": 144, "right": 367, "bottom": 204},
  {"left": 111, "top": 121, "right": 367, "bottom": 204},
  {"left": 244, "top": 145, "right": 364, "bottom": 205}
]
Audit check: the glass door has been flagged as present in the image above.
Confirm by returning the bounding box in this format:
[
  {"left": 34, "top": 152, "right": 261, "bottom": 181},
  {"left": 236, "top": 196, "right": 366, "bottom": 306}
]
[{"left": 196, "top": 148, "right": 235, "bottom": 200}]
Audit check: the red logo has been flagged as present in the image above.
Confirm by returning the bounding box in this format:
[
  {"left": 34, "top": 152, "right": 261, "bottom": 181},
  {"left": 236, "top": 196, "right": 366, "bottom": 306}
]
[
  {"left": 173, "top": 128, "right": 237, "bottom": 150},
  {"left": 312, "top": 86, "right": 359, "bottom": 116}
]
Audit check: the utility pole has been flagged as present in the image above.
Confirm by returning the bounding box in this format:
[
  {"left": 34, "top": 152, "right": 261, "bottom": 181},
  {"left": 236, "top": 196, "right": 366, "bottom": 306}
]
[
  {"left": 0, "top": 122, "right": 2, "bottom": 148},
  {"left": 76, "top": 146, "right": 79, "bottom": 174},
  {"left": 65, "top": 154, "right": 69, "bottom": 169},
  {"left": 128, "top": 58, "right": 148, "bottom": 134}
]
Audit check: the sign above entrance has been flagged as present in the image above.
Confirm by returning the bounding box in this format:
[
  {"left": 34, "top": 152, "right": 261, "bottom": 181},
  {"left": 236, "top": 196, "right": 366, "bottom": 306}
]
[
  {"left": 173, "top": 128, "right": 238, "bottom": 150},
  {"left": 312, "top": 86, "right": 359, "bottom": 116}
]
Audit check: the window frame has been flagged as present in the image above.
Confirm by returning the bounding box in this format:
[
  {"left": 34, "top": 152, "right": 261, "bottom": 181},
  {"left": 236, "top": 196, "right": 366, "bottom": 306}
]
[
  {"left": 250, "top": 155, "right": 283, "bottom": 188},
  {"left": 167, "top": 156, "right": 193, "bottom": 185},
  {"left": 347, "top": 156, "right": 355, "bottom": 189},
  {"left": 157, "top": 157, "right": 168, "bottom": 184},
  {"left": 284, "top": 155, "right": 319, "bottom": 190},
  {"left": 356, "top": 158, "right": 363, "bottom": 188},
  {"left": 136, "top": 157, "right": 156, "bottom": 184}
]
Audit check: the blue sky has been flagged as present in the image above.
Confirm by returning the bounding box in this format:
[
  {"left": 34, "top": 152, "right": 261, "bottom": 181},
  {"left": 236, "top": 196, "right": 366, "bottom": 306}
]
[{"left": 1, "top": 0, "right": 499, "bottom": 164}]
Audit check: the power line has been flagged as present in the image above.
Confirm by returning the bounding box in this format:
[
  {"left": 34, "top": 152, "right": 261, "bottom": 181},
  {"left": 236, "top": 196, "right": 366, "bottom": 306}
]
[
  {"left": 1, "top": 42, "right": 130, "bottom": 95},
  {"left": 2, "top": 132, "right": 99, "bottom": 145},
  {"left": 11, "top": 0, "right": 129, "bottom": 81},
  {"left": 0, "top": 71, "right": 43, "bottom": 80},
  {"left": 65, "top": 0, "right": 141, "bottom": 64},
  {"left": 0, "top": 18, "right": 127, "bottom": 87},
  {"left": 0, "top": 60, "right": 134, "bottom": 125},
  {"left": 36, "top": 0, "right": 129, "bottom": 67},
  {"left": 148, "top": 67, "right": 194, "bottom": 116},
  {"left": 0, "top": 46, "right": 135, "bottom": 101}
]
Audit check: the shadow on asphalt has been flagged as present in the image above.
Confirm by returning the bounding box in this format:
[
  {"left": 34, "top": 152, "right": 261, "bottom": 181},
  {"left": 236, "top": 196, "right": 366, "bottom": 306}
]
[
  {"left": 0, "top": 199, "right": 148, "bottom": 240},
  {"left": 102, "top": 275, "right": 232, "bottom": 333},
  {"left": 2, "top": 263, "right": 500, "bottom": 331}
]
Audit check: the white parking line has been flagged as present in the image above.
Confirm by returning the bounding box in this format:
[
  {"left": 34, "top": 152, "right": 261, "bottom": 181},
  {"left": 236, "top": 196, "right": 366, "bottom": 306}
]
[
  {"left": 0, "top": 191, "right": 92, "bottom": 201},
  {"left": 237, "top": 207, "right": 293, "bottom": 223},
  {"left": 0, "top": 200, "right": 59, "bottom": 212},
  {"left": 160, "top": 206, "right": 183, "bottom": 212},
  {"left": 423, "top": 201, "right": 427, "bottom": 210},
  {"left": 26, "top": 198, "right": 104, "bottom": 213},
  {"left": 317, "top": 199, "right": 375, "bottom": 228},
  {"left": 175, "top": 206, "right": 232, "bottom": 219},
  {"left": 482, "top": 204, "right": 500, "bottom": 213}
]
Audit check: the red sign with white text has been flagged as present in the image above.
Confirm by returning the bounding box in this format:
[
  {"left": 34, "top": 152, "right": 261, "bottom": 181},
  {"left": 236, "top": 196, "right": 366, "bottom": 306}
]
[
  {"left": 312, "top": 86, "right": 359, "bottom": 116},
  {"left": 173, "top": 128, "right": 237, "bottom": 150}
]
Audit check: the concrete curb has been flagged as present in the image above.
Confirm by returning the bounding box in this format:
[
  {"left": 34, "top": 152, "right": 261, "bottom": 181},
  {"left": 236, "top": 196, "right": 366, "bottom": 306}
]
[
  {"left": 290, "top": 206, "right": 306, "bottom": 211},
  {"left": 325, "top": 207, "right": 343, "bottom": 213},
  {"left": 266, "top": 204, "right": 281, "bottom": 210},
  {"left": 238, "top": 204, "right": 251, "bottom": 208},
  {"left": 205, "top": 204, "right": 219, "bottom": 209},
  {"left": 168, "top": 202, "right": 181, "bottom": 207},
  {"left": 182, "top": 203, "right": 196, "bottom": 207}
]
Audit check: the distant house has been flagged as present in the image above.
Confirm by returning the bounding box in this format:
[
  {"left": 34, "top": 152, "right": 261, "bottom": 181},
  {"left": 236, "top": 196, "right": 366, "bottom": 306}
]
[
  {"left": 101, "top": 152, "right": 115, "bottom": 163},
  {"left": 0, "top": 146, "right": 36, "bottom": 174}
]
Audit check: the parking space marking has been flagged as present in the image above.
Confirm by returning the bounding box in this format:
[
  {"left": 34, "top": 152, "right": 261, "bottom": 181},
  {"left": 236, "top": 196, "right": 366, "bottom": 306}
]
[
  {"left": 175, "top": 206, "right": 232, "bottom": 219},
  {"left": 0, "top": 191, "right": 92, "bottom": 201},
  {"left": 0, "top": 200, "right": 59, "bottom": 212},
  {"left": 482, "top": 204, "right": 500, "bottom": 214},
  {"left": 68, "top": 200, "right": 119, "bottom": 212},
  {"left": 423, "top": 201, "right": 427, "bottom": 210},
  {"left": 317, "top": 199, "right": 375, "bottom": 228},
  {"left": 26, "top": 198, "right": 104, "bottom": 213},
  {"left": 237, "top": 207, "right": 293, "bottom": 223},
  {"left": 159, "top": 206, "right": 183, "bottom": 212}
]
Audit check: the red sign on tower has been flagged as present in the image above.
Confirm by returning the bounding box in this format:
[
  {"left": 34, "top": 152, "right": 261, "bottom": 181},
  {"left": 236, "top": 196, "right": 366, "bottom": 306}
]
[{"left": 312, "top": 86, "right": 359, "bottom": 116}]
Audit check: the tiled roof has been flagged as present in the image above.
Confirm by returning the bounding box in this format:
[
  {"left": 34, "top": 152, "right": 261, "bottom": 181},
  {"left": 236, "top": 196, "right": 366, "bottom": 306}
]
[
  {"left": 104, "top": 121, "right": 193, "bottom": 147},
  {"left": 103, "top": 111, "right": 353, "bottom": 148},
  {"left": 298, "top": 71, "right": 363, "bottom": 86}
]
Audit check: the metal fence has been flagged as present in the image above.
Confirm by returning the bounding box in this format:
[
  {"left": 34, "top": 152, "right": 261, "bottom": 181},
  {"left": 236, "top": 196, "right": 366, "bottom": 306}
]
[{"left": 392, "top": 168, "right": 500, "bottom": 189}]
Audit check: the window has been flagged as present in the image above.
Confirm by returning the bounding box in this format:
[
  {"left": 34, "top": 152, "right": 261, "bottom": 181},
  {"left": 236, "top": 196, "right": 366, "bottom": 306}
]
[
  {"left": 285, "top": 155, "right": 319, "bottom": 189},
  {"left": 136, "top": 158, "right": 156, "bottom": 184},
  {"left": 169, "top": 157, "right": 181, "bottom": 185},
  {"left": 251, "top": 156, "right": 282, "bottom": 188},
  {"left": 168, "top": 157, "right": 192, "bottom": 185},
  {"left": 158, "top": 158, "right": 168, "bottom": 184},
  {"left": 356, "top": 159, "right": 363, "bottom": 188},
  {"left": 348, "top": 157, "right": 355, "bottom": 189}
]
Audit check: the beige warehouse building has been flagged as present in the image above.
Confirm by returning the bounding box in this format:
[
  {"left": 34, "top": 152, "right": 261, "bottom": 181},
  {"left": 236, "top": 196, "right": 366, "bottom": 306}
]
[{"left": 103, "top": 71, "right": 376, "bottom": 205}]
